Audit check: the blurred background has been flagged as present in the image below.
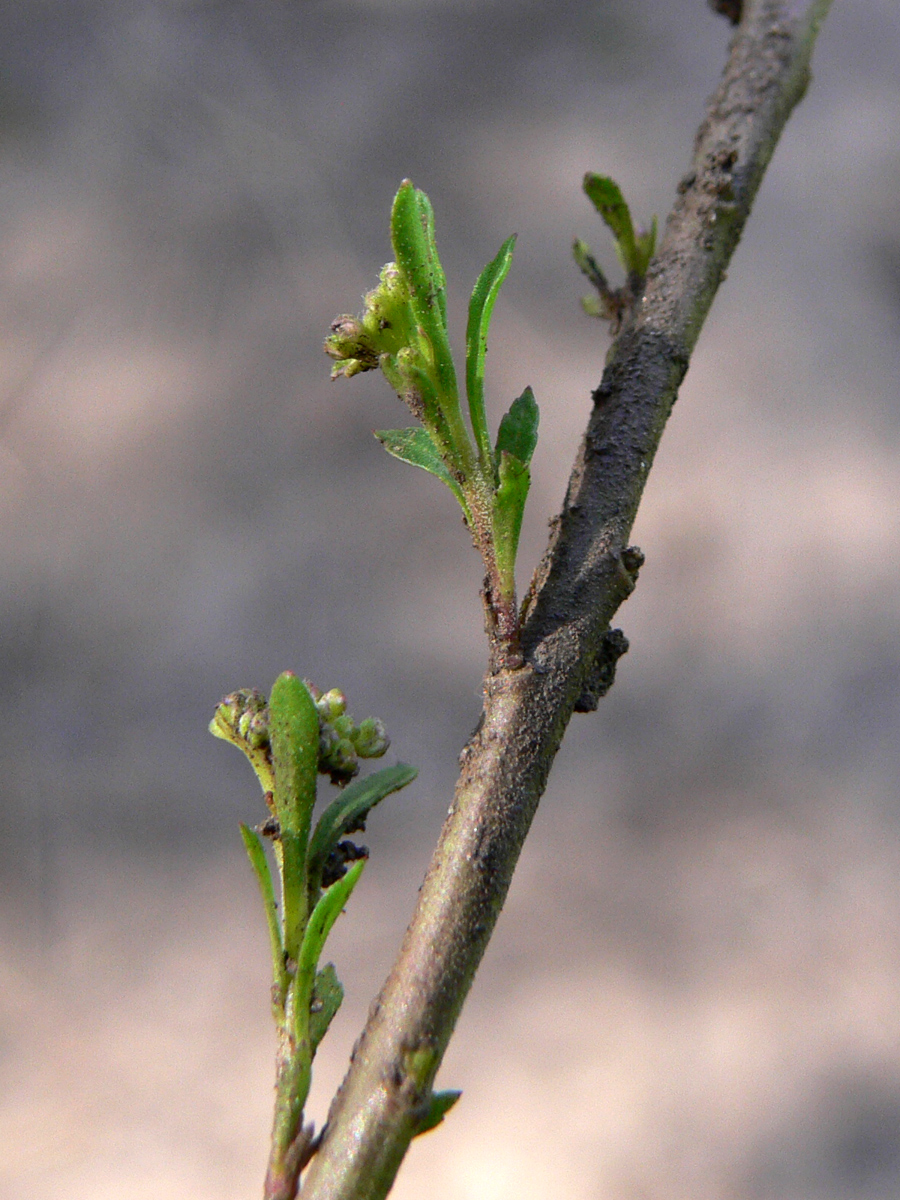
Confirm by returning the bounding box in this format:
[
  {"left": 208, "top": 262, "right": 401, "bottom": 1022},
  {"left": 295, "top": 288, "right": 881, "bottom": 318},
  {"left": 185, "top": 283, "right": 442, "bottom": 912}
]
[{"left": 1, "top": 0, "right": 899, "bottom": 1197}]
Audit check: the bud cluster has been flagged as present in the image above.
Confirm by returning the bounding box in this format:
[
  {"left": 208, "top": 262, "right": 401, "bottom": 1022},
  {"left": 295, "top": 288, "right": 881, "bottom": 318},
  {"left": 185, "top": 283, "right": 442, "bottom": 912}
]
[
  {"left": 306, "top": 682, "right": 390, "bottom": 785},
  {"left": 217, "top": 687, "right": 270, "bottom": 746},
  {"left": 323, "top": 262, "right": 415, "bottom": 382},
  {"left": 211, "top": 682, "right": 390, "bottom": 788}
]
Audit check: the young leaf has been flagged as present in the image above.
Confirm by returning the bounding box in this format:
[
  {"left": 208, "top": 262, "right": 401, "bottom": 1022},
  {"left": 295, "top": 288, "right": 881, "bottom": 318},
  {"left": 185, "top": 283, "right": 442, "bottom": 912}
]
[
  {"left": 379, "top": 352, "right": 459, "bottom": 469},
  {"left": 293, "top": 859, "right": 366, "bottom": 1042},
  {"left": 582, "top": 173, "right": 638, "bottom": 272},
  {"left": 390, "top": 181, "right": 457, "bottom": 405},
  {"left": 375, "top": 428, "right": 469, "bottom": 514},
  {"left": 269, "top": 672, "right": 321, "bottom": 959},
  {"left": 307, "top": 762, "right": 418, "bottom": 902},
  {"left": 240, "top": 823, "right": 288, "bottom": 1004},
  {"left": 634, "top": 215, "right": 658, "bottom": 277},
  {"left": 309, "top": 963, "right": 344, "bottom": 1053},
  {"left": 414, "top": 1090, "right": 462, "bottom": 1137},
  {"left": 492, "top": 451, "right": 531, "bottom": 598},
  {"left": 572, "top": 238, "right": 604, "bottom": 289},
  {"left": 495, "top": 386, "right": 539, "bottom": 467},
  {"left": 465, "top": 233, "right": 517, "bottom": 472},
  {"left": 270, "top": 672, "right": 320, "bottom": 834}
]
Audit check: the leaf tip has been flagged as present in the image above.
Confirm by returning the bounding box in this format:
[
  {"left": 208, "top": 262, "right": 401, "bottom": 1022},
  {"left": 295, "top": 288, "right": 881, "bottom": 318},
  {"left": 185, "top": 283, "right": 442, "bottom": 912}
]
[{"left": 415, "top": 1089, "right": 463, "bottom": 1137}]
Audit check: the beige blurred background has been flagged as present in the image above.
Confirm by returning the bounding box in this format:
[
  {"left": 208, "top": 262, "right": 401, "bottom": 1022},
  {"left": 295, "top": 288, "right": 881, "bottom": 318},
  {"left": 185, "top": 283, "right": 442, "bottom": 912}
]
[{"left": 1, "top": 1, "right": 899, "bottom": 1197}]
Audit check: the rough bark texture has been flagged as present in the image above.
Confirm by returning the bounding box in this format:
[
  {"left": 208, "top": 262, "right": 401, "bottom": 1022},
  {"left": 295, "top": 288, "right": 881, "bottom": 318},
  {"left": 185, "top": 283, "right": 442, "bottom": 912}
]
[{"left": 299, "top": 2, "right": 833, "bottom": 1196}]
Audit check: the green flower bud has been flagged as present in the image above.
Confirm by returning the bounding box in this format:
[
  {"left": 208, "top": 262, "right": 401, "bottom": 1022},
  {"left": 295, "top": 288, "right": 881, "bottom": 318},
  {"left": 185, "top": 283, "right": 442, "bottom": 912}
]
[
  {"left": 321, "top": 735, "right": 359, "bottom": 785},
  {"left": 246, "top": 710, "right": 270, "bottom": 750},
  {"left": 352, "top": 717, "right": 390, "bottom": 759},
  {"left": 331, "top": 713, "right": 354, "bottom": 739},
  {"left": 325, "top": 260, "right": 418, "bottom": 382},
  {"left": 219, "top": 691, "right": 244, "bottom": 725},
  {"left": 324, "top": 315, "right": 381, "bottom": 379},
  {"left": 208, "top": 687, "right": 274, "bottom": 796},
  {"left": 212, "top": 688, "right": 268, "bottom": 742},
  {"left": 301, "top": 680, "right": 394, "bottom": 781},
  {"left": 362, "top": 264, "right": 414, "bottom": 354},
  {"left": 316, "top": 688, "right": 346, "bottom": 723},
  {"left": 318, "top": 722, "right": 341, "bottom": 759}
]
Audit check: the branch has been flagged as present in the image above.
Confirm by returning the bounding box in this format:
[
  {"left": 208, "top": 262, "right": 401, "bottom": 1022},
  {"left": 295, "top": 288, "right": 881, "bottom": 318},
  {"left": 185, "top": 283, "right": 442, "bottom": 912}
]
[{"left": 299, "top": 2, "right": 832, "bottom": 1195}]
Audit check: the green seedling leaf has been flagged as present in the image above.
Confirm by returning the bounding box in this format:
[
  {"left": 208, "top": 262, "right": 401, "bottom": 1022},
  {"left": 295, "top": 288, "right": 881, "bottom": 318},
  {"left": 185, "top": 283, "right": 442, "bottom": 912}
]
[
  {"left": 492, "top": 450, "right": 531, "bottom": 600},
  {"left": 583, "top": 173, "right": 638, "bottom": 273},
  {"left": 309, "top": 962, "right": 344, "bottom": 1054},
  {"left": 307, "top": 762, "right": 418, "bottom": 903},
  {"left": 414, "top": 1090, "right": 462, "bottom": 1137},
  {"left": 269, "top": 672, "right": 321, "bottom": 960},
  {"left": 240, "top": 823, "right": 288, "bottom": 1005},
  {"left": 495, "top": 386, "right": 538, "bottom": 467},
  {"left": 465, "top": 233, "right": 517, "bottom": 471},
  {"left": 375, "top": 428, "right": 468, "bottom": 515},
  {"left": 294, "top": 858, "right": 366, "bottom": 1042}
]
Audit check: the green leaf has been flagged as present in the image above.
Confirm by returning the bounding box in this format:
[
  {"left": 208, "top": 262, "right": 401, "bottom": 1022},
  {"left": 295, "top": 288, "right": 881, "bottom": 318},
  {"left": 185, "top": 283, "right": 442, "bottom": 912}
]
[
  {"left": 293, "top": 859, "right": 366, "bottom": 1042},
  {"left": 380, "top": 354, "right": 459, "bottom": 471},
  {"left": 240, "top": 823, "right": 288, "bottom": 1004},
  {"left": 269, "top": 672, "right": 321, "bottom": 960},
  {"left": 415, "top": 1090, "right": 462, "bottom": 1137},
  {"left": 309, "top": 963, "right": 344, "bottom": 1054},
  {"left": 492, "top": 451, "right": 531, "bottom": 600},
  {"left": 307, "top": 762, "right": 418, "bottom": 903},
  {"left": 634, "top": 214, "right": 658, "bottom": 277},
  {"left": 495, "top": 386, "right": 538, "bottom": 467},
  {"left": 269, "top": 672, "right": 320, "bottom": 835},
  {"left": 572, "top": 237, "right": 594, "bottom": 278},
  {"left": 465, "top": 233, "right": 517, "bottom": 472},
  {"left": 390, "top": 181, "right": 457, "bottom": 403},
  {"left": 583, "top": 173, "right": 638, "bottom": 272},
  {"left": 300, "top": 859, "right": 366, "bottom": 974},
  {"left": 375, "top": 428, "right": 469, "bottom": 514}
]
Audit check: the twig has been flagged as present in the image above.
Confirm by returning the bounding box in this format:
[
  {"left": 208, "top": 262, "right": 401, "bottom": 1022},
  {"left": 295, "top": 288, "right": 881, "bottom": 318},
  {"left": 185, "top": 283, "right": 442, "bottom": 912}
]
[{"left": 298, "top": 2, "right": 833, "bottom": 1195}]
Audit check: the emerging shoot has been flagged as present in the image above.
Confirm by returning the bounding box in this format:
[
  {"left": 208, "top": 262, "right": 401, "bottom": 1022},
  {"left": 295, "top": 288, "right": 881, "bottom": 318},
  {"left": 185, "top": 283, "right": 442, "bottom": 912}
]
[
  {"left": 325, "top": 180, "right": 539, "bottom": 669},
  {"left": 210, "top": 674, "right": 418, "bottom": 1199}
]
